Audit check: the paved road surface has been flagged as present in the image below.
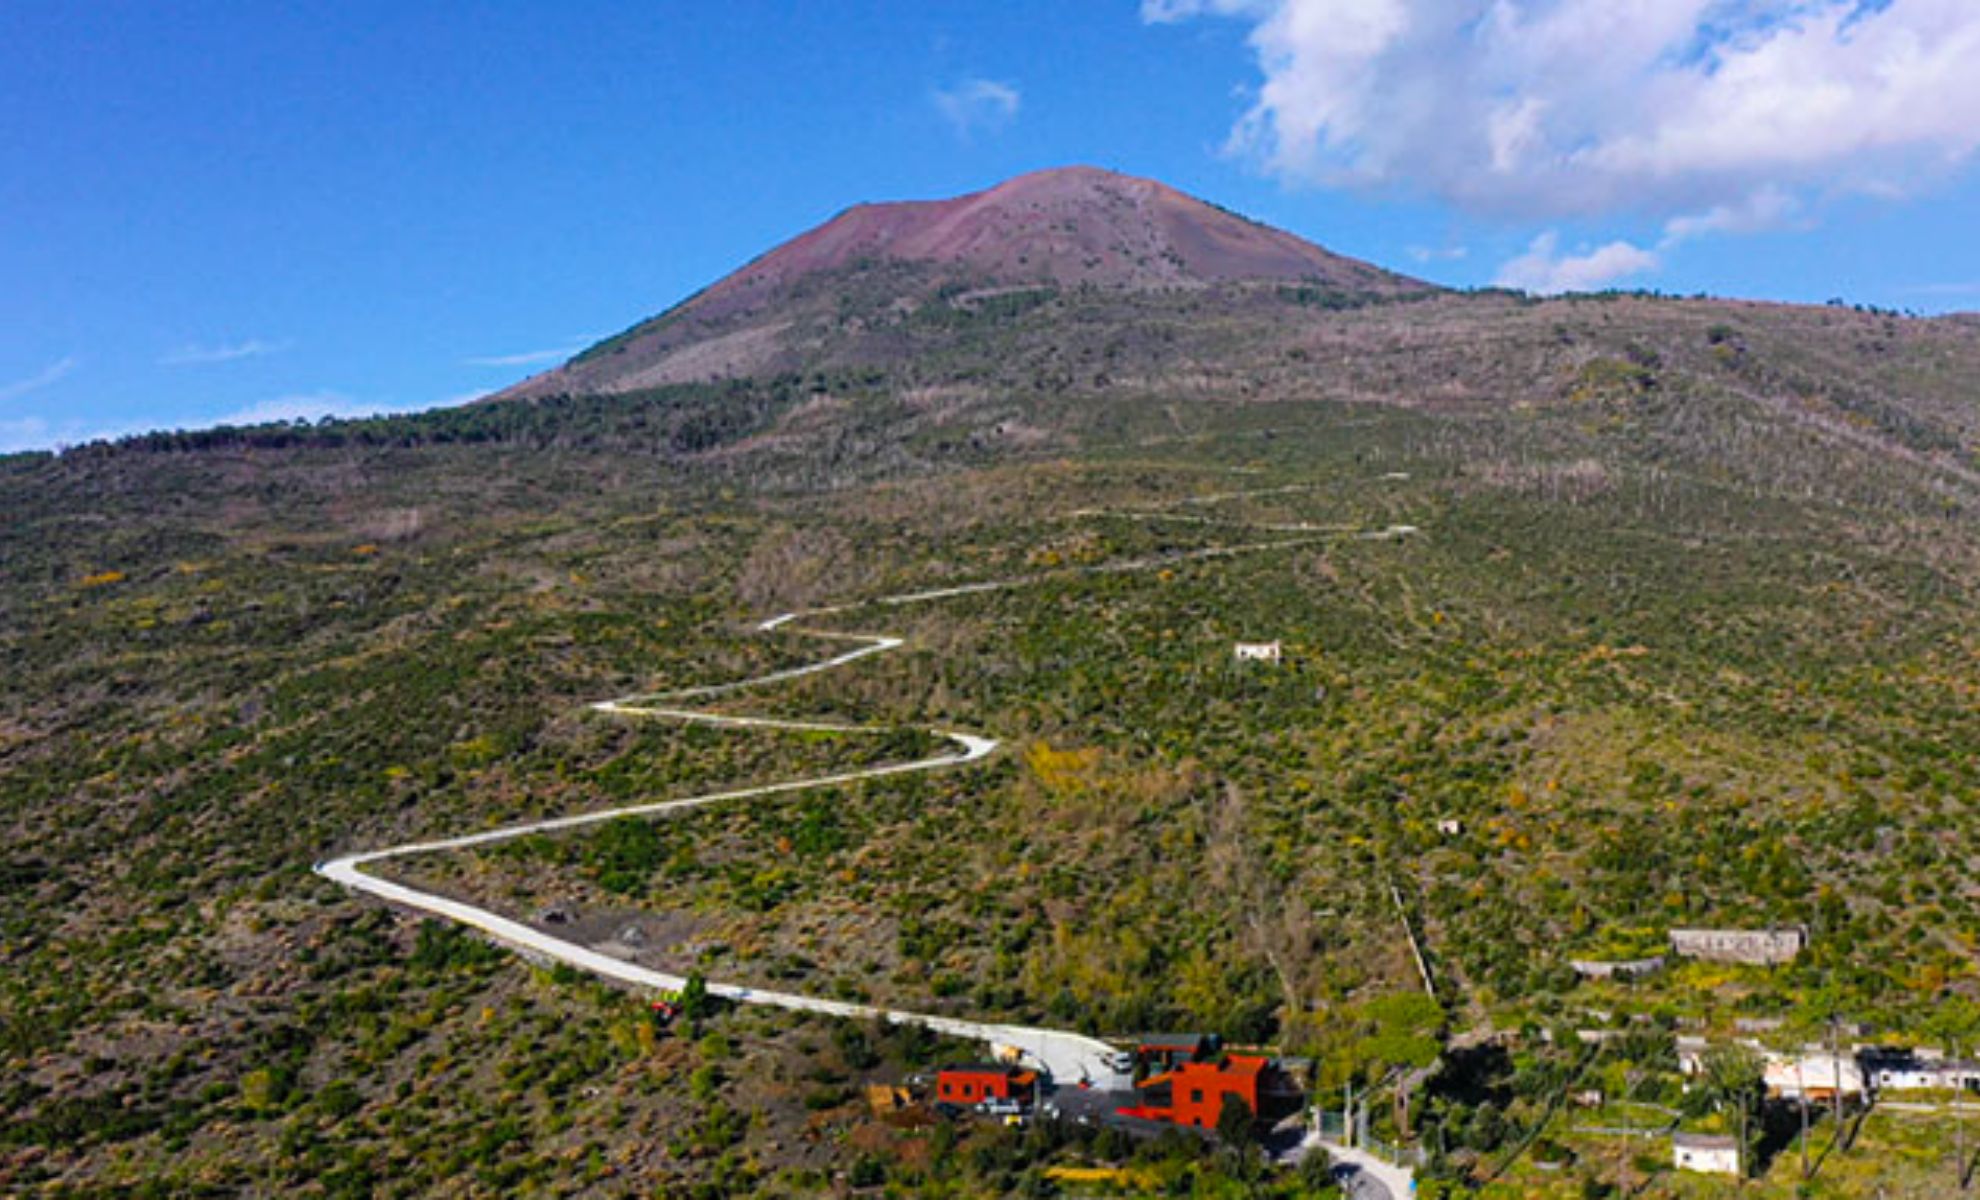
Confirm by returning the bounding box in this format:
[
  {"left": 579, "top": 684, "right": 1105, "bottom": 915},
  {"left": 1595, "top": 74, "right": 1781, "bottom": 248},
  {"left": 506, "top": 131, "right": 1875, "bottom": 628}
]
[
  {"left": 1282, "top": 1133, "right": 1415, "bottom": 1199},
  {"left": 315, "top": 499, "right": 1416, "bottom": 1094}
]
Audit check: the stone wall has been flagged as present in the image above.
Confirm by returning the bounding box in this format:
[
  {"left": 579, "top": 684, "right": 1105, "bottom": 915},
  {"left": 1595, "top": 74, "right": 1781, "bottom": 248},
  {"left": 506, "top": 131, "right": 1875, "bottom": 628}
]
[
  {"left": 1669, "top": 927, "right": 1805, "bottom": 965},
  {"left": 1569, "top": 955, "right": 1667, "bottom": 979}
]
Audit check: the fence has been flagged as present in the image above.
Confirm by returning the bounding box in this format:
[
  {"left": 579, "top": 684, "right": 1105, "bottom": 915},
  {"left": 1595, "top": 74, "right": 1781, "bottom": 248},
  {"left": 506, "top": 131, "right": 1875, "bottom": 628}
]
[{"left": 1310, "top": 1108, "right": 1426, "bottom": 1167}]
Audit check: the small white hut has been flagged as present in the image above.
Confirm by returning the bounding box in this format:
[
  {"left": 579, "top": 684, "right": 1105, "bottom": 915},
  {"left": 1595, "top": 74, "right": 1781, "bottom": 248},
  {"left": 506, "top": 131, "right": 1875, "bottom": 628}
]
[
  {"left": 1233, "top": 640, "right": 1282, "bottom": 665},
  {"left": 1672, "top": 1133, "right": 1740, "bottom": 1176}
]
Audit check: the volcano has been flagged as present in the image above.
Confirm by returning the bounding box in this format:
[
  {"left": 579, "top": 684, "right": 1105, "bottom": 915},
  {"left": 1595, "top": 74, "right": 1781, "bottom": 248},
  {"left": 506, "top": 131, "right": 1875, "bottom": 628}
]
[{"left": 496, "top": 166, "right": 1431, "bottom": 398}]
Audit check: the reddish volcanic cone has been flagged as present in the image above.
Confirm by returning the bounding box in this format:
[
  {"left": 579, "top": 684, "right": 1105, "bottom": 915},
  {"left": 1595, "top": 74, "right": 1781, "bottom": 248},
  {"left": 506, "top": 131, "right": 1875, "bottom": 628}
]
[
  {"left": 497, "top": 166, "right": 1429, "bottom": 398},
  {"left": 699, "top": 165, "right": 1420, "bottom": 301}
]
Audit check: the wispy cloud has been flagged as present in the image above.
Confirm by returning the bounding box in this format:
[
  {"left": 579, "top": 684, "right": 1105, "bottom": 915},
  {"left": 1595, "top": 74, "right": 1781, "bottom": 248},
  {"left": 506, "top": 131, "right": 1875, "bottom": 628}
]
[
  {"left": 1405, "top": 245, "right": 1468, "bottom": 265},
  {"left": 0, "top": 411, "right": 150, "bottom": 455},
  {"left": 0, "top": 416, "right": 54, "bottom": 454},
  {"left": 213, "top": 391, "right": 359, "bottom": 426},
  {"left": 1901, "top": 281, "right": 1980, "bottom": 297},
  {"left": 0, "top": 356, "right": 78, "bottom": 403},
  {"left": 209, "top": 390, "right": 443, "bottom": 426},
  {"left": 463, "top": 345, "right": 583, "bottom": 368},
  {"left": 0, "top": 387, "right": 468, "bottom": 456},
  {"left": 1495, "top": 186, "right": 1803, "bottom": 295},
  {"left": 933, "top": 77, "right": 1021, "bottom": 140},
  {"left": 160, "top": 338, "right": 291, "bottom": 366},
  {"left": 212, "top": 388, "right": 483, "bottom": 426},
  {"left": 1495, "top": 232, "right": 1659, "bottom": 295}
]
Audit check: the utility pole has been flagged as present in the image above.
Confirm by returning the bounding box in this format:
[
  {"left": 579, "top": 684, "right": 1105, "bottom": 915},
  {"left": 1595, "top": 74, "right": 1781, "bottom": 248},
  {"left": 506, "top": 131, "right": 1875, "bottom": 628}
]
[
  {"left": 1958, "top": 1039, "right": 1972, "bottom": 1193},
  {"left": 1737, "top": 1095, "right": 1750, "bottom": 1189},
  {"left": 1830, "top": 1014, "right": 1846, "bottom": 1153},
  {"left": 1800, "top": 1067, "right": 1811, "bottom": 1180},
  {"left": 1959, "top": 1088, "right": 1968, "bottom": 1194}
]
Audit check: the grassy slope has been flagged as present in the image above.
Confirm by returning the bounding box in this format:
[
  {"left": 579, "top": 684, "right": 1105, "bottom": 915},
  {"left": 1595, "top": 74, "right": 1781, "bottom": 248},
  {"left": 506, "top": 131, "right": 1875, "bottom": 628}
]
[{"left": 2, "top": 288, "right": 1978, "bottom": 1196}]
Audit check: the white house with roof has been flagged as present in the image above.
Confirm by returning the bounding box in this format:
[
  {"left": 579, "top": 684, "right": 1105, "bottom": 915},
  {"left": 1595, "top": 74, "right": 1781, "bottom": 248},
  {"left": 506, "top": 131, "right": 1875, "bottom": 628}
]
[
  {"left": 1672, "top": 1132, "right": 1740, "bottom": 1176},
  {"left": 1763, "top": 1049, "right": 1867, "bottom": 1101},
  {"left": 1677, "top": 1039, "right": 1868, "bottom": 1102}
]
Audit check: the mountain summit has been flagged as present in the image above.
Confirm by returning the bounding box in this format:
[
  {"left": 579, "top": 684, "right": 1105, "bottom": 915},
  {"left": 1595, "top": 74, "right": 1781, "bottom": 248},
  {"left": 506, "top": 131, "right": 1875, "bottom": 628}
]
[
  {"left": 699, "top": 165, "right": 1420, "bottom": 297},
  {"left": 499, "top": 166, "right": 1429, "bottom": 398}
]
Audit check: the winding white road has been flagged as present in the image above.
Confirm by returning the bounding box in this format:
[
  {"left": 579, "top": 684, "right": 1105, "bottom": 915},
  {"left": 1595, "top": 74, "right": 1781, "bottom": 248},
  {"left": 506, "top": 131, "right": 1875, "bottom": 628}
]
[{"left": 315, "top": 503, "right": 1419, "bottom": 1090}]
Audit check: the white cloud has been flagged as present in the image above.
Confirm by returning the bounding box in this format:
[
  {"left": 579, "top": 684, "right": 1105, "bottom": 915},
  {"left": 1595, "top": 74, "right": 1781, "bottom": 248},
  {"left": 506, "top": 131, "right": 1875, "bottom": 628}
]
[
  {"left": 213, "top": 389, "right": 481, "bottom": 426},
  {"left": 0, "top": 388, "right": 469, "bottom": 455},
  {"left": 1661, "top": 186, "right": 1802, "bottom": 241},
  {"left": 1495, "top": 231, "right": 1660, "bottom": 294},
  {"left": 0, "top": 356, "right": 77, "bottom": 402},
  {"left": 210, "top": 391, "right": 443, "bottom": 427},
  {"left": 0, "top": 416, "right": 53, "bottom": 454},
  {"left": 0, "top": 412, "right": 153, "bottom": 454},
  {"left": 933, "top": 77, "right": 1021, "bottom": 139},
  {"left": 211, "top": 391, "right": 368, "bottom": 426},
  {"left": 160, "top": 338, "right": 290, "bottom": 366},
  {"left": 1405, "top": 244, "right": 1469, "bottom": 264},
  {"left": 1147, "top": 0, "right": 1980, "bottom": 221},
  {"left": 464, "top": 346, "right": 580, "bottom": 368}
]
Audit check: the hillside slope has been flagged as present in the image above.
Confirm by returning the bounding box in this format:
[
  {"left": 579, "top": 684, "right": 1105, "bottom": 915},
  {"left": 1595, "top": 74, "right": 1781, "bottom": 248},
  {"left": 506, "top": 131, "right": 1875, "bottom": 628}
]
[{"left": 5, "top": 170, "right": 1980, "bottom": 1195}]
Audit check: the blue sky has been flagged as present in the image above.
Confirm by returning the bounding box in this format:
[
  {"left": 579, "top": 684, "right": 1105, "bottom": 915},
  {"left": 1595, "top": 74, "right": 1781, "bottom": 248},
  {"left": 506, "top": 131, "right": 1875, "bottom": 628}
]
[{"left": 4, "top": 1, "right": 1979, "bottom": 451}]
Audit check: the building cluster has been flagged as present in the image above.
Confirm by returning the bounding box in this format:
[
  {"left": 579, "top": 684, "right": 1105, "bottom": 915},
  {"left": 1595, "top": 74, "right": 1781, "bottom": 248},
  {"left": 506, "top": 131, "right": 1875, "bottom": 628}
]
[
  {"left": 1672, "top": 1039, "right": 1978, "bottom": 1175},
  {"left": 1677, "top": 1037, "right": 1979, "bottom": 1102},
  {"left": 927, "top": 1033, "right": 1305, "bottom": 1138}
]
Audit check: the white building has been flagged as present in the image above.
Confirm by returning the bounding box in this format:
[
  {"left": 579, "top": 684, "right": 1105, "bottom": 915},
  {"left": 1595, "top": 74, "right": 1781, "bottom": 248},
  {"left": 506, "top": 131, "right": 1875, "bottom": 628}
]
[
  {"left": 1673, "top": 1133, "right": 1741, "bottom": 1176},
  {"left": 1234, "top": 640, "right": 1282, "bottom": 664},
  {"left": 1764, "top": 1049, "right": 1867, "bottom": 1101},
  {"left": 1862, "top": 1049, "right": 1980, "bottom": 1093}
]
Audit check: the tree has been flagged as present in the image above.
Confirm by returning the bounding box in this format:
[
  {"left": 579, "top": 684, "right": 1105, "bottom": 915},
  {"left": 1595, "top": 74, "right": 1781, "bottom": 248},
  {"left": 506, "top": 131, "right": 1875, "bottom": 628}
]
[
  {"left": 1696, "top": 1044, "right": 1766, "bottom": 1178},
  {"left": 680, "top": 971, "right": 710, "bottom": 1039},
  {"left": 1298, "top": 1143, "right": 1336, "bottom": 1193},
  {"left": 1216, "top": 1092, "right": 1257, "bottom": 1150}
]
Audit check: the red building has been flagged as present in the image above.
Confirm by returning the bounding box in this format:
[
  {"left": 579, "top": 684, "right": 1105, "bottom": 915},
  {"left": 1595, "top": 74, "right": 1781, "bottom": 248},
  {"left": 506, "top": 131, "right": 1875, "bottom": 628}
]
[
  {"left": 1120, "top": 1053, "right": 1302, "bottom": 1131},
  {"left": 935, "top": 1065, "right": 1037, "bottom": 1107}
]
